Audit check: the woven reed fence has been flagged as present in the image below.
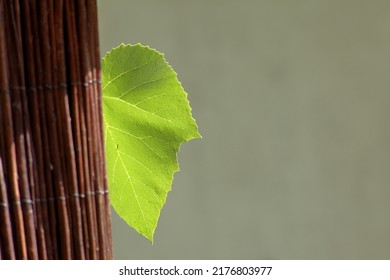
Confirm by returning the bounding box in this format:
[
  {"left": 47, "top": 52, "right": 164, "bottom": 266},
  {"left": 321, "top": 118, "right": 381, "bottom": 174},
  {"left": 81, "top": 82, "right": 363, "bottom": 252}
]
[{"left": 0, "top": 0, "right": 113, "bottom": 259}]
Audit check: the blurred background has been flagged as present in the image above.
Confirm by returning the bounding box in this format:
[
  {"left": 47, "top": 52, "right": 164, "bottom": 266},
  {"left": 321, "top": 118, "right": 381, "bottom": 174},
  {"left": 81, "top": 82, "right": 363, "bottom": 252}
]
[{"left": 97, "top": 0, "right": 390, "bottom": 259}]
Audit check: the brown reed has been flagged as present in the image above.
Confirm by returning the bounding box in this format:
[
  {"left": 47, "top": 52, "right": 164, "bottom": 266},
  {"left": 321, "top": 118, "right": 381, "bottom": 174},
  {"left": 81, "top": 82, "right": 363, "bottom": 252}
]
[{"left": 0, "top": 0, "right": 113, "bottom": 259}]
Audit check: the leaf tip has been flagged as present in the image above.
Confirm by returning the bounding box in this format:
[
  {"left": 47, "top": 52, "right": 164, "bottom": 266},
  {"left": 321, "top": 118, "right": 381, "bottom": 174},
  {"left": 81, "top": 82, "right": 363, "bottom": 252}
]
[{"left": 143, "top": 230, "right": 155, "bottom": 244}]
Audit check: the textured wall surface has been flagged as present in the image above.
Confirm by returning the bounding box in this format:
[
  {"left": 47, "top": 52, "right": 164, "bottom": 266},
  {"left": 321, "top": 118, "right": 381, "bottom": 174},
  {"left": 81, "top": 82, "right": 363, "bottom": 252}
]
[{"left": 98, "top": 0, "right": 390, "bottom": 259}]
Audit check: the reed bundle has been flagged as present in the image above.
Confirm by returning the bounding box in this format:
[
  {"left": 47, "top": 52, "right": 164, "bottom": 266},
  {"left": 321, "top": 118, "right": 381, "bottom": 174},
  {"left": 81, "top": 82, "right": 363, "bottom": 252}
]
[{"left": 0, "top": 0, "right": 113, "bottom": 259}]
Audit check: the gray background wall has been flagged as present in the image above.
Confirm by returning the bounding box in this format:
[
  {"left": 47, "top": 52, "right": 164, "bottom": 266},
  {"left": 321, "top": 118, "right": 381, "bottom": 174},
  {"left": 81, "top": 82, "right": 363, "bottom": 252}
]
[{"left": 97, "top": 0, "right": 390, "bottom": 259}]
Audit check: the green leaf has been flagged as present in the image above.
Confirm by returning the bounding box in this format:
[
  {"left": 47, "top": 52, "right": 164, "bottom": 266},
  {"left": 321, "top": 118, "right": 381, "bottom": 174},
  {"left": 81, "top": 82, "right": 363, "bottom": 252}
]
[{"left": 102, "top": 44, "right": 201, "bottom": 242}]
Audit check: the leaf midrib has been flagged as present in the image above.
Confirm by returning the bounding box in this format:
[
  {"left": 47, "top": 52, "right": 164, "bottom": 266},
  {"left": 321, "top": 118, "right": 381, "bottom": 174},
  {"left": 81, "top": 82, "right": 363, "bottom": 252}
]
[
  {"left": 103, "top": 96, "right": 185, "bottom": 131},
  {"left": 105, "top": 122, "right": 153, "bottom": 239}
]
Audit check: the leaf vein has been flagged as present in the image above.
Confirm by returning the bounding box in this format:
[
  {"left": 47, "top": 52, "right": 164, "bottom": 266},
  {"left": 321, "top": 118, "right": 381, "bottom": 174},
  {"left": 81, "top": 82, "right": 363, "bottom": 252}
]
[
  {"left": 118, "top": 76, "right": 174, "bottom": 99},
  {"left": 105, "top": 122, "right": 152, "bottom": 237},
  {"left": 104, "top": 96, "right": 185, "bottom": 130},
  {"left": 103, "top": 55, "right": 162, "bottom": 90},
  {"left": 107, "top": 126, "right": 170, "bottom": 164}
]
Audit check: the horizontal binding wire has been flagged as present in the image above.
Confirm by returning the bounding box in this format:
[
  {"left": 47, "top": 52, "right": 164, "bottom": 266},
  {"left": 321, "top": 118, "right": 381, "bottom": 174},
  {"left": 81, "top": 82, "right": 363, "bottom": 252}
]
[
  {"left": 0, "top": 202, "right": 9, "bottom": 208},
  {"left": 0, "top": 86, "right": 11, "bottom": 93},
  {"left": 5, "top": 190, "right": 109, "bottom": 206},
  {"left": 71, "top": 190, "right": 109, "bottom": 198},
  {"left": 0, "top": 80, "right": 101, "bottom": 93},
  {"left": 34, "top": 189, "right": 109, "bottom": 203},
  {"left": 1, "top": 198, "right": 34, "bottom": 207}
]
